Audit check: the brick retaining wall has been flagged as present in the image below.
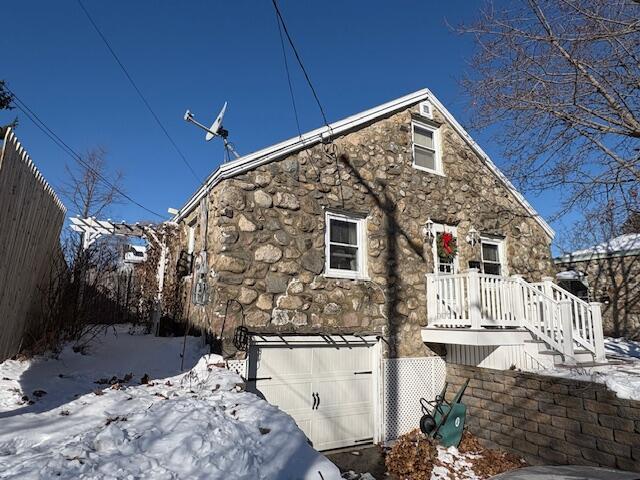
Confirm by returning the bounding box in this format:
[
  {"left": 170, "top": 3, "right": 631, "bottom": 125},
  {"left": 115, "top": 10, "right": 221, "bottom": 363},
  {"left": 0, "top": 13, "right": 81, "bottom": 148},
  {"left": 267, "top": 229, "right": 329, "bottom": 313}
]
[{"left": 446, "top": 363, "right": 640, "bottom": 472}]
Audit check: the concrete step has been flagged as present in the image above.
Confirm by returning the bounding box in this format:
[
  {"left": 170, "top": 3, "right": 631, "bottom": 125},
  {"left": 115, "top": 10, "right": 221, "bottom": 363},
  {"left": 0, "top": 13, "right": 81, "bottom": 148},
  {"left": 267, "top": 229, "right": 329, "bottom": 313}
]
[{"left": 538, "top": 348, "right": 595, "bottom": 366}]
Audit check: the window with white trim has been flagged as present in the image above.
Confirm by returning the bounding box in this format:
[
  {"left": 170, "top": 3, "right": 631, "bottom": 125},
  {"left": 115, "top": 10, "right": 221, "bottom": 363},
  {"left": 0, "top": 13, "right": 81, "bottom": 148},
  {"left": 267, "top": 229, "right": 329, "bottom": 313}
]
[
  {"left": 325, "top": 211, "right": 368, "bottom": 279},
  {"left": 480, "top": 237, "right": 505, "bottom": 275},
  {"left": 412, "top": 121, "right": 442, "bottom": 174}
]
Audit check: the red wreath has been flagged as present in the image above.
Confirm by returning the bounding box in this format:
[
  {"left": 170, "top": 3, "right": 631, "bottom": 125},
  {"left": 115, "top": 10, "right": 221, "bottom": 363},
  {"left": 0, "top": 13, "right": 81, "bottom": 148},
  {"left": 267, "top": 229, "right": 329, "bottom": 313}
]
[{"left": 437, "top": 232, "right": 458, "bottom": 261}]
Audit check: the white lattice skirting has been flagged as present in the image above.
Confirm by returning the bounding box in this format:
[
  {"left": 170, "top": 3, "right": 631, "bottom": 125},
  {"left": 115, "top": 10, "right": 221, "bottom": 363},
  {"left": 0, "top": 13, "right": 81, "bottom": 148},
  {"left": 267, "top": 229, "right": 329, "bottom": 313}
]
[
  {"left": 226, "top": 359, "right": 248, "bottom": 379},
  {"left": 382, "top": 356, "right": 447, "bottom": 443}
]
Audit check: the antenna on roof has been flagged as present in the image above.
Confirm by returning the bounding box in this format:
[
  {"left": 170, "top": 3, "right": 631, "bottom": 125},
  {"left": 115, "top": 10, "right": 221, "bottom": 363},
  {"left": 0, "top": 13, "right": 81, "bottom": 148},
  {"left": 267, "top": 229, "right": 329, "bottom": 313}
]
[{"left": 183, "top": 102, "right": 240, "bottom": 162}]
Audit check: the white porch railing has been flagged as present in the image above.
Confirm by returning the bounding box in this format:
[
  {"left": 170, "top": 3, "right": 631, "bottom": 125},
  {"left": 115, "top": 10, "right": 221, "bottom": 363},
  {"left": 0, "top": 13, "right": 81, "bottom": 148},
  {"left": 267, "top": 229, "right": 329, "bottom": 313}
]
[
  {"left": 532, "top": 278, "right": 606, "bottom": 361},
  {"left": 426, "top": 269, "right": 606, "bottom": 362}
]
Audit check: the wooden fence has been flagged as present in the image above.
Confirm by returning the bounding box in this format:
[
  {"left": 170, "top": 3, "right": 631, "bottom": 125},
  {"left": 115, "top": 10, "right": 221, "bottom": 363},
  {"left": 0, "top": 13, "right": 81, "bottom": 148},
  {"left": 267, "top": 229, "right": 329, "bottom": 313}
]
[{"left": 0, "top": 128, "right": 66, "bottom": 361}]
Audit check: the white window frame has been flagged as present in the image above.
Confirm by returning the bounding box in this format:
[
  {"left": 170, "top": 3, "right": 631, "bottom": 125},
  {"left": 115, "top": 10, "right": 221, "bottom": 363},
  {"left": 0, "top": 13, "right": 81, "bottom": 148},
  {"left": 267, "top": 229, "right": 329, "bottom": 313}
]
[
  {"left": 324, "top": 211, "right": 369, "bottom": 280},
  {"left": 187, "top": 220, "right": 197, "bottom": 254},
  {"left": 419, "top": 101, "right": 433, "bottom": 119},
  {"left": 411, "top": 120, "right": 443, "bottom": 176},
  {"left": 431, "top": 223, "right": 459, "bottom": 275},
  {"left": 479, "top": 236, "right": 507, "bottom": 276}
]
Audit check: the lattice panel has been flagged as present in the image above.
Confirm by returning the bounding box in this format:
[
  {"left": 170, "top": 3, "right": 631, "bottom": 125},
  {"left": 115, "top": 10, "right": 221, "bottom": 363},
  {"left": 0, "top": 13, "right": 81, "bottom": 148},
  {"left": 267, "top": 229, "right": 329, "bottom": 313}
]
[
  {"left": 226, "top": 359, "right": 248, "bottom": 380},
  {"left": 383, "top": 356, "right": 447, "bottom": 442}
]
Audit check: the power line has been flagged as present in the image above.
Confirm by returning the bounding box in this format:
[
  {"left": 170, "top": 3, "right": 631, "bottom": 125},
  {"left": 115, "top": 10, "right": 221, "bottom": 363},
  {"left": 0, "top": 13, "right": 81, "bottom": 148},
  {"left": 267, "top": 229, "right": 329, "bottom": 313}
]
[
  {"left": 77, "top": 0, "right": 202, "bottom": 184},
  {"left": 271, "top": 0, "right": 343, "bottom": 207},
  {"left": 274, "top": 7, "right": 302, "bottom": 138},
  {"left": 271, "top": 0, "right": 330, "bottom": 129},
  {"left": 7, "top": 87, "right": 165, "bottom": 219}
]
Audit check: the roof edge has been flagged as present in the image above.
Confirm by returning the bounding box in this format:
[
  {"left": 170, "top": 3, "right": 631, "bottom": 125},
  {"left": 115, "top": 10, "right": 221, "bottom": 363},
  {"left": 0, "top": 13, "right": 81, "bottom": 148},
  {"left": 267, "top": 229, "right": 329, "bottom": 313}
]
[
  {"left": 173, "top": 89, "right": 430, "bottom": 222},
  {"left": 173, "top": 88, "right": 555, "bottom": 240},
  {"left": 555, "top": 248, "right": 640, "bottom": 263}
]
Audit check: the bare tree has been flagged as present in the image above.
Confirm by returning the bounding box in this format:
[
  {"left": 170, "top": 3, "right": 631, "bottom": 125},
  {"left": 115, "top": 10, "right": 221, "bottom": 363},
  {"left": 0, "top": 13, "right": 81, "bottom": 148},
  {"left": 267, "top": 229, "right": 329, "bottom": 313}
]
[
  {"left": 61, "top": 147, "right": 124, "bottom": 220},
  {"left": 59, "top": 148, "right": 130, "bottom": 340},
  {"left": 459, "top": 0, "right": 640, "bottom": 237}
]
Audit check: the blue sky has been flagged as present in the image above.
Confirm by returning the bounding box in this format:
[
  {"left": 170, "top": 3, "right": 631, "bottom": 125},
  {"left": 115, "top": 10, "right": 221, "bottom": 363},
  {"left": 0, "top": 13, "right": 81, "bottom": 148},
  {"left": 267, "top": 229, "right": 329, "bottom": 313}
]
[{"left": 2, "top": 1, "right": 572, "bottom": 245}]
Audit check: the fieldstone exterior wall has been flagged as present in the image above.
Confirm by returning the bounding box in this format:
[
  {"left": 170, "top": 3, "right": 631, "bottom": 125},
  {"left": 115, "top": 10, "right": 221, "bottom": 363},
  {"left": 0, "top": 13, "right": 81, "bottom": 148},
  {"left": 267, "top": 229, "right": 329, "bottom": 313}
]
[
  {"left": 556, "top": 256, "right": 640, "bottom": 339},
  {"left": 177, "top": 101, "right": 555, "bottom": 358},
  {"left": 447, "top": 364, "right": 640, "bottom": 471}
]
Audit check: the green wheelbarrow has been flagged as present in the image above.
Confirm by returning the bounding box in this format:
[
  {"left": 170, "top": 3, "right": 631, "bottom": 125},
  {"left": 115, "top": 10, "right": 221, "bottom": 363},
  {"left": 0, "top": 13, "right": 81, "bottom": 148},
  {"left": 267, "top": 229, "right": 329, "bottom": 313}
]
[{"left": 419, "top": 379, "right": 470, "bottom": 448}]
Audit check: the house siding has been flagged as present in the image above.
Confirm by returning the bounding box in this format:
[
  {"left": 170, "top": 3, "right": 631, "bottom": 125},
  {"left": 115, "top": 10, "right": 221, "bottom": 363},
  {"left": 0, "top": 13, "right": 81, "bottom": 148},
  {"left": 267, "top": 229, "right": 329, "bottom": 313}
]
[{"left": 176, "top": 102, "right": 555, "bottom": 358}]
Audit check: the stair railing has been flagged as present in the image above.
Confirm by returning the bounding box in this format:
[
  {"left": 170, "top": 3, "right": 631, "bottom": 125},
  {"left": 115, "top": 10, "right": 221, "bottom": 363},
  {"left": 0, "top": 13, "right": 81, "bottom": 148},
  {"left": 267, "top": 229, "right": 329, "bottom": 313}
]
[
  {"left": 532, "top": 278, "right": 606, "bottom": 362},
  {"left": 426, "top": 270, "right": 604, "bottom": 363}
]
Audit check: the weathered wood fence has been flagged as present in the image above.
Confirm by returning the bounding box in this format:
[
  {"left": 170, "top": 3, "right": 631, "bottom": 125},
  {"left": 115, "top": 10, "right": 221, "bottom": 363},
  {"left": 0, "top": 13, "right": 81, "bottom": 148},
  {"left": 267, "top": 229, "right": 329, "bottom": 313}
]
[{"left": 0, "top": 128, "right": 66, "bottom": 361}]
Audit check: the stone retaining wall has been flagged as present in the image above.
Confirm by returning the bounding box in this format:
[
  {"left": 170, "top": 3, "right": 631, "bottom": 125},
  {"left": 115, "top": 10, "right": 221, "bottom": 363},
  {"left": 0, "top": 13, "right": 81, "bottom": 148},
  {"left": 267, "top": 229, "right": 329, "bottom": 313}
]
[{"left": 446, "top": 363, "right": 640, "bottom": 472}]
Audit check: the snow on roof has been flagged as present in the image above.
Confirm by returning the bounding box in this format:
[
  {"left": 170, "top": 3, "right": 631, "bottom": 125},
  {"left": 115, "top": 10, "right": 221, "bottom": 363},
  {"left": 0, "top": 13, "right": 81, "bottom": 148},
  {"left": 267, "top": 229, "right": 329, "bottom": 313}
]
[
  {"left": 556, "top": 270, "right": 585, "bottom": 281},
  {"left": 173, "top": 88, "right": 554, "bottom": 239},
  {"left": 556, "top": 233, "right": 640, "bottom": 262}
]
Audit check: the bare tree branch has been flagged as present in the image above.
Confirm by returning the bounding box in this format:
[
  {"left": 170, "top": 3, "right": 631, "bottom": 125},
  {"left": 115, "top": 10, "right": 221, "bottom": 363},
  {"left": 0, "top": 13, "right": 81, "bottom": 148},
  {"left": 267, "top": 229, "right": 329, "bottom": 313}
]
[{"left": 459, "top": 0, "right": 640, "bottom": 234}]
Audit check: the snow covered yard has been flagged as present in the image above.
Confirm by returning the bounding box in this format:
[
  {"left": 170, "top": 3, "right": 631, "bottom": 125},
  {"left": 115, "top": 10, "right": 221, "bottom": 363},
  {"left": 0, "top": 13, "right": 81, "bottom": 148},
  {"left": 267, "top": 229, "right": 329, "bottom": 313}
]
[
  {"left": 540, "top": 336, "right": 640, "bottom": 400},
  {"left": 0, "top": 325, "right": 340, "bottom": 479}
]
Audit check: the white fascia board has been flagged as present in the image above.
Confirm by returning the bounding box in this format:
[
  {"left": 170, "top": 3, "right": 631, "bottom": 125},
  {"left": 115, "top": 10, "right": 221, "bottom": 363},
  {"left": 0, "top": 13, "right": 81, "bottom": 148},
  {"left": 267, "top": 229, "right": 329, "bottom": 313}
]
[
  {"left": 173, "top": 89, "right": 430, "bottom": 222},
  {"left": 421, "top": 327, "right": 531, "bottom": 346},
  {"left": 173, "top": 88, "right": 555, "bottom": 240}
]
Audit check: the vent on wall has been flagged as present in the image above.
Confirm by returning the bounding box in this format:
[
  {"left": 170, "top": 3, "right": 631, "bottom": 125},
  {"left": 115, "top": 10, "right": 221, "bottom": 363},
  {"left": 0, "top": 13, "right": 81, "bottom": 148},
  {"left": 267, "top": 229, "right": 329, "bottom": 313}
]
[{"left": 419, "top": 101, "right": 433, "bottom": 119}]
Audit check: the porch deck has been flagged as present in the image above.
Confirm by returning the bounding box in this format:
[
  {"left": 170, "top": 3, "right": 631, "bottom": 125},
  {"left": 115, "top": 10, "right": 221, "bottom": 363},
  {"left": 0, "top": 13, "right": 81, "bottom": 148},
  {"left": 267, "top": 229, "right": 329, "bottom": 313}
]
[{"left": 423, "top": 269, "right": 606, "bottom": 363}]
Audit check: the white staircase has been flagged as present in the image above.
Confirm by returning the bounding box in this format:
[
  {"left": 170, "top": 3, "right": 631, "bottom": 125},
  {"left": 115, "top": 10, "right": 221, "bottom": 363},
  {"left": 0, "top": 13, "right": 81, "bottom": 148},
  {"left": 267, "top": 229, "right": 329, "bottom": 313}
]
[{"left": 425, "top": 269, "right": 606, "bottom": 366}]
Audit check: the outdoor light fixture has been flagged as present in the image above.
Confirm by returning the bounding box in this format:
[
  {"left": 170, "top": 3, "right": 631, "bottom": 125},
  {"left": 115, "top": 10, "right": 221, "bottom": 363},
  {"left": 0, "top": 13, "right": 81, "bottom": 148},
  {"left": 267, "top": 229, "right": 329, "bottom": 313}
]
[
  {"left": 422, "top": 217, "right": 435, "bottom": 241},
  {"left": 466, "top": 226, "right": 479, "bottom": 247}
]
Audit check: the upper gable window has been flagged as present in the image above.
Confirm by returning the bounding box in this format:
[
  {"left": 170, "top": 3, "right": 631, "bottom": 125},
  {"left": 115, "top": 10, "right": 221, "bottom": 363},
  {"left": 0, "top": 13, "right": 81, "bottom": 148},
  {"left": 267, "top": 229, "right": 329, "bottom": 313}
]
[
  {"left": 412, "top": 121, "right": 442, "bottom": 175},
  {"left": 324, "top": 211, "right": 368, "bottom": 280}
]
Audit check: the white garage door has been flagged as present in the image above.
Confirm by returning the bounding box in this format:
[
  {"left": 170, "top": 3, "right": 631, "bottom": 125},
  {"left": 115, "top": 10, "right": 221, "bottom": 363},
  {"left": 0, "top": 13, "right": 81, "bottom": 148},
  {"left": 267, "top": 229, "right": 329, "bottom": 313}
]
[{"left": 248, "top": 345, "right": 374, "bottom": 451}]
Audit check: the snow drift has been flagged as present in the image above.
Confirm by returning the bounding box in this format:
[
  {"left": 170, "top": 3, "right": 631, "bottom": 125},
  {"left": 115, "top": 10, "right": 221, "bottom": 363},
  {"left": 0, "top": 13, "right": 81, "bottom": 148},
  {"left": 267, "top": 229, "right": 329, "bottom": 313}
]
[{"left": 0, "top": 326, "right": 340, "bottom": 479}]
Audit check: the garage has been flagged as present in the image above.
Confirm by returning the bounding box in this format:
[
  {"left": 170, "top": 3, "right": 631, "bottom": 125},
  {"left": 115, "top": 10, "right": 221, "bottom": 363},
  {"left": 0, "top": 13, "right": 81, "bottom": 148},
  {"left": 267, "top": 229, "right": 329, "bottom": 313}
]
[{"left": 247, "top": 336, "right": 380, "bottom": 451}]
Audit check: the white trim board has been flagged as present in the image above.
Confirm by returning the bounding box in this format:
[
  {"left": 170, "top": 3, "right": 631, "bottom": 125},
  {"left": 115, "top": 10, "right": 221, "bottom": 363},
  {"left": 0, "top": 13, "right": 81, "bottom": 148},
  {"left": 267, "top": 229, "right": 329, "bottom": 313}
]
[
  {"left": 422, "top": 327, "right": 532, "bottom": 346},
  {"left": 172, "top": 88, "right": 554, "bottom": 239}
]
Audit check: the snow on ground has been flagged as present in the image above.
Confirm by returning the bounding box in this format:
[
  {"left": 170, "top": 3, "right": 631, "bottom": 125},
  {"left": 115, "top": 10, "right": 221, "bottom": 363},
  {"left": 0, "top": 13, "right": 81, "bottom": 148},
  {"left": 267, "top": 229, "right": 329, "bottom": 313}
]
[
  {"left": 0, "top": 325, "right": 340, "bottom": 480},
  {"left": 431, "top": 445, "right": 479, "bottom": 480},
  {"left": 540, "top": 336, "right": 640, "bottom": 401}
]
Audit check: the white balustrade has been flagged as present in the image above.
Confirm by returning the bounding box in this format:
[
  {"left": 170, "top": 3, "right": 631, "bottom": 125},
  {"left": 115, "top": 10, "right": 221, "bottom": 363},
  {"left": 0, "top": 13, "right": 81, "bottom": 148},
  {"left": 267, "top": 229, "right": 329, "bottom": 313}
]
[{"left": 426, "top": 270, "right": 605, "bottom": 362}]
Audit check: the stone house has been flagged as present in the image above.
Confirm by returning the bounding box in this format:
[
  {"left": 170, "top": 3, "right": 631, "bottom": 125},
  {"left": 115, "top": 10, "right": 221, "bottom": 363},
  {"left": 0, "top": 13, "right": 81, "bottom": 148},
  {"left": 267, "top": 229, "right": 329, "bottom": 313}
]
[
  {"left": 167, "top": 89, "right": 605, "bottom": 449},
  {"left": 555, "top": 234, "right": 640, "bottom": 339}
]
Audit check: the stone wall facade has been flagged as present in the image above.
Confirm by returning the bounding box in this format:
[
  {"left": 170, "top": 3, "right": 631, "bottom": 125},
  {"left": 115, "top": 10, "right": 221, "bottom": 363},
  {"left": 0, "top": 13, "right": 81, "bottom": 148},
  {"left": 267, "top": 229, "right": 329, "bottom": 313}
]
[
  {"left": 447, "top": 363, "right": 640, "bottom": 471},
  {"left": 176, "top": 100, "right": 555, "bottom": 358},
  {"left": 556, "top": 256, "right": 640, "bottom": 339}
]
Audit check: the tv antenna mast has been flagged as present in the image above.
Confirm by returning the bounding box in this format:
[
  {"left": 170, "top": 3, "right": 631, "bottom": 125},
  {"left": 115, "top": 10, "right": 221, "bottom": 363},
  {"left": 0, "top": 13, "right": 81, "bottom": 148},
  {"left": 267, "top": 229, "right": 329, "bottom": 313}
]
[{"left": 183, "top": 102, "right": 240, "bottom": 162}]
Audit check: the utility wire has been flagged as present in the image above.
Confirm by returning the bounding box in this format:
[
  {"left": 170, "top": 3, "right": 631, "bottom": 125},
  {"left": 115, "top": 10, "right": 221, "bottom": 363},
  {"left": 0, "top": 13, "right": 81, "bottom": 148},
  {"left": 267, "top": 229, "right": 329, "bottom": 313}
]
[
  {"left": 274, "top": 8, "right": 302, "bottom": 139},
  {"left": 271, "top": 0, "right": 344, "bottom": 206},
  {"left": 271, "top": 0, "right": 330, "bottom": 130},
  {"left": 77, "top": 0, "right": 202, "bottom": 184},
  {"left": 7, "top": 87, "right": 165, "bottom": 219}
]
